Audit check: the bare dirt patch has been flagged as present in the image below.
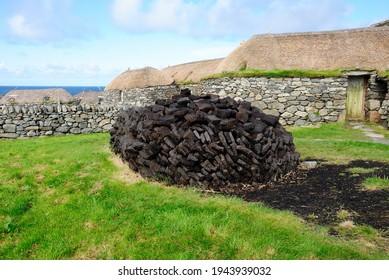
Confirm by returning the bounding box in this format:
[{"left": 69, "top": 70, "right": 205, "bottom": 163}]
[
  {"left": 238, "top": 160, "right": 389, "bottom": 232},
  {"left": 35, "top": 174, "right": 45, "bottom": 181},
  {"left": 110, "top": 155, "right": 144, "bottom": 185},
  {"left": 88, "top": 182, "right": 104, "bottom": 195}
]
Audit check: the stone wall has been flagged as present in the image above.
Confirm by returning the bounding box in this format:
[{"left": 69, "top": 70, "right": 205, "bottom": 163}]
[
  {"left": 191, "top": 77, "right": 348, "bottom": 126},
  {"left": 0, "top": 103, "right": 120, "bottom": 139},
  {"left": 1, "top": 76, "right": 388, "bottom": 139},
  {"left": 103, "top": 85, "right": 179, "bottom": 107},
  {"left": 103, "top": 76, "right": 388, "bottom": 127},
  {"left": 378, "top": 84, "right": 389, "bottom": 127},
  {"left": 103, "top": 77, "right": 351, "bottom": 126}
]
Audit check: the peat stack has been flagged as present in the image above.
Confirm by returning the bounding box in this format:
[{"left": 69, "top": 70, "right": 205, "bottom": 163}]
[{"left": 110, "top": 91, "right": 299, "bottom": 187}]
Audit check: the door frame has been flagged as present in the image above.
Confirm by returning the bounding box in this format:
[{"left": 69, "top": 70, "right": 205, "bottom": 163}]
[{"left": 343, "top": 70, "right": 375, "bottom": 121}]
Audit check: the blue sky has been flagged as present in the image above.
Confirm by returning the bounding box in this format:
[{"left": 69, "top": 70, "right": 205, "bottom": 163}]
[{"left": 0, "top": 0, "right": 388, "bottom": 86}]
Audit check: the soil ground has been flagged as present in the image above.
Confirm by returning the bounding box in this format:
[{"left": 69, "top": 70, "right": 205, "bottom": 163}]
[{"left": 210, "top": 160, "right": 389, "bottom": 233}]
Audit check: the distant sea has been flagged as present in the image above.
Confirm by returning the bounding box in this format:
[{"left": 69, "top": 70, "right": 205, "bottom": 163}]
[{"left": 0, "top": 86, "right": 105, "bottom": 96}]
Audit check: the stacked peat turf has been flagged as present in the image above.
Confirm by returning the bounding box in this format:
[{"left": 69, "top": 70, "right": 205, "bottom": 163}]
[{"left": 110, "top": 90, "right": 300, "bottom": 187}]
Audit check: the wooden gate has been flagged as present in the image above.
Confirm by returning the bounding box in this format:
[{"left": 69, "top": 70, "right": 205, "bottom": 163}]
[{"left": 346, "top": 76, "right": 367, "bottom": 120}]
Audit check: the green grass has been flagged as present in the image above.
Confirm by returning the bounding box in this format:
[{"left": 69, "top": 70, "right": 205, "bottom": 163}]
[
  {"left": 378, "top": 70, "right": 389, "bottom": 79},
  {"left": 288, "top": 122, "right": 369, "bottom": 141},
  {"left": 335, "top": 222, "right": 387, "bottom": 246},
  {"left": 336, "top": 210, "right": 352, "bottom": 220},
  {"left": 347, "top": 167, "right": 377, "bottom": 174},
  {"left": 363, "top": 176, "right": 389, "bottom": 190},
  {"left": 346, "top": 167, "right": 379, "bottom": 178},
  {"left": 0, "top": 133, "right": 388, "bottom": 259},
  {"left": 177, "top": 80, "right": 198, "bottom": 85},
  {"left": 294, "top": 138, "right": 389, "bottom": 164},
  {"left": 201, "top": 68, "right": 389, "bottom": 81},
  {"left": 202, "top": 69, "right": 344, "bottom": 80},
  {"left": 288, "top": 122, "right": 389, "bottom": 164}
]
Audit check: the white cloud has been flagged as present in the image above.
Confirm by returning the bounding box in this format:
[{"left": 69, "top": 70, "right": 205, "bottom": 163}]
[
  {"left": 6, "top": 0, "right": 92, "bottom": 43},
  {"left": 111, "top": 0, "right": 194, "bottom": 33},
  {"left": 0, "top": 63, "right": 24, "bottom": 76},
  {"left": 111, "top": 0, "right": 351, "bottom": 37},
  {"left": 7, "top": 14, "right": 45, "bottom": 39},
  {"left": 0, "top": 62, "right": 113, "bottom": 86},
  {"left": 206, "top": 0, "right": 263, "bottom": 36},
  {"left": 83, "top": 64, "right": 101, "bottom": 75},
  {"left": 258, "top": 0, "right": 352, "bottom": 33},
  {"left": 112, "top": 0, "right": 142, "bottom": 26},
  {"left": 35, "top": 63, "right": 102, "bottom": 77},
  {"left": 35, "top": 64, "right": 72, "bottom": 75}
]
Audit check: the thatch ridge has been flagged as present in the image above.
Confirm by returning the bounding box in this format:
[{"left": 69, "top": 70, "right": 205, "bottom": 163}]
[
  {"left": 0, "top": 88, "right": 73, "bottom": 104},
  {"left": 249, "top": 26, "right": 389, "bottom": 39},
  {"left": 105, "top": 67, "right": 174, "bottom": 91},
  {"left": 216, "top": 26, "right": 389, "bottom": 73},
  {"left": 105, "top": 25, "right": 389, "bottom": 88},
  {"left": 163, "top": 58, "right": 223, "bottom": 82},
  {"left": 74, "top": 91, "right": 104, "bottom": 105},
  {"left": 371, "top": 19, "right": 389, "bottom": 27}
]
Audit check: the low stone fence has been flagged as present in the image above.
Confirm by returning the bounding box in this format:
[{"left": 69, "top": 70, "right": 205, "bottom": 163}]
[
  {"left": 103, "top": 77, "right": 353, "bottom": 126},
  {"left": 192, "top": 77, "right": 348, "bottom": 126},
  {"left": 1, "top": 76, "right": 388, "bottom": 139},
  {"left": 103, "top": 76, "right": 388, "bottom": 127},
  {"left": 0, "top": 103, "right": 121, "bottom": 139},
  {"left": 103, "top": 85, "right": 179, "bottom": 107}
]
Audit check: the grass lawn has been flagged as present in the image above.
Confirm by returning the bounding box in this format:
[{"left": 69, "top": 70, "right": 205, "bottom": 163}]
[
  {"left": 288, "top": 123, "right": 389, "bottom": 164},
  {"left": 0, "top": 124, "right": 388, "bottom": 260}
]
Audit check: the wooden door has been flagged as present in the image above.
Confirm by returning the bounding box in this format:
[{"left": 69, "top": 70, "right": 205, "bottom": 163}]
[{"left": 346, "top": 76, "right": 366, "bottom": 120}]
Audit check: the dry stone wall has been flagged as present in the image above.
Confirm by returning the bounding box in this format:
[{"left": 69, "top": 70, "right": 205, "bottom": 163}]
[
  {"left": 103, "top": 76, "right": 388, "bottom": 127},
  {"left": 1, "top": 76, "right": 388, "bottom": 139},
  {"left": 191, "top": 77, "right": 349, "bottom": 126},
  {"left": 379, "top": 97, "right": 389, "bottom": 127},
  {"left": 367, "top": 75, "right": 389, "bottom": 124},
  {"left": 0, "top": 103, "right": 120, "bottom": 139},
  {"left": 103, "top": 85, "right": 179, "bottom": 107}
]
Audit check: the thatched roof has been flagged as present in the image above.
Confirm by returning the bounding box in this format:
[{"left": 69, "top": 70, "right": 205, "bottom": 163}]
[
  {"left": 216, "top": 27, "right": 389, "bottom": 72},
  {"left": 0, "top": 88, "right": 74, "bottom": 104},
  {"left": 371, "top": 19, "right": 389, "bottom": 27},
  {"left": 105, "top": 67, "right": 174, "bottom": 91},
  {"left": 163, "top": 58, "right": 223, "bottom": 82},
  {"left": 74, "top": 91, "right": 104, "bottom": 105}
]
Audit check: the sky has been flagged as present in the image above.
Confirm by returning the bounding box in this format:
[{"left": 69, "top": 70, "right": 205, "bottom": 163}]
[{"left": 0, "top": 0, "right": 388, "bottom": 86}]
